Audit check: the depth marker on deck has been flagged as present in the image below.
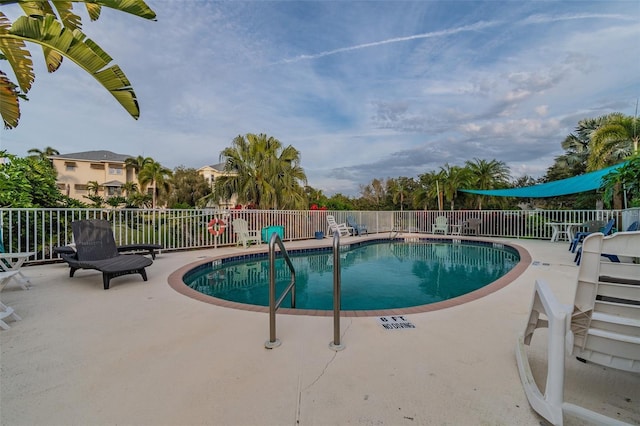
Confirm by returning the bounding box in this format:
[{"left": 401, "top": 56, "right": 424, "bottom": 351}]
[{"left": 377, "top": 316, "right": 415, "bottom": 330}]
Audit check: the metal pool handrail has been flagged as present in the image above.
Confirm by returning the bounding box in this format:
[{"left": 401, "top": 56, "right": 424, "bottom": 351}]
[
  {"left": 265, "top": 231, "right": 296, "bottom": 349},
  {"left": 330, "top": 232, "right": 345, "bottom": 351}
]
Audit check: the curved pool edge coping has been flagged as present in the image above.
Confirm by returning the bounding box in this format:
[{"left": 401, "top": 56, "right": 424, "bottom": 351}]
[{"left": 167, "top": 236, "right": 533, "bottom": 317}]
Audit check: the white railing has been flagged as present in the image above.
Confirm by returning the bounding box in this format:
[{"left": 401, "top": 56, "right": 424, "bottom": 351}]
[{"left": 1, "top": 207, "right": 636, "bottom": 265}]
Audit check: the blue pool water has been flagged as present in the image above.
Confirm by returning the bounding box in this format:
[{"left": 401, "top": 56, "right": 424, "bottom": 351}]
[{"left": 183, "top": 240, "right": 520, "bottom": 311}]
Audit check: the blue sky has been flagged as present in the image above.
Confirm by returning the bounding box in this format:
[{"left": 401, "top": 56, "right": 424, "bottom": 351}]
[{"left": 1, "top": 1, "right": 639, "bottom": 196}]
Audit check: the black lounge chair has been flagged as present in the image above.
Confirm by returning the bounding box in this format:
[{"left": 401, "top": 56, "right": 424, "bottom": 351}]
[
  {"left": 61, "top": 219, "right": 153, "bottom": 290},
  {"left": 54, "top": 243, "right": 163, "bottom": 260},
  {"left": 116, "top": 244, "right": 163, "bottom": 259}
]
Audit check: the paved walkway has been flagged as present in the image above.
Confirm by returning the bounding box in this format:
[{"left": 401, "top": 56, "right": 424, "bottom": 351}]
[{"left": 1, "top": 236, "right": 638, "bottom": 425}]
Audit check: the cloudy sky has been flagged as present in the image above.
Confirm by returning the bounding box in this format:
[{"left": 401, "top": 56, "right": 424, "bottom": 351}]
[{"left": 1, "top": 1, "right": 638, "bottom": 196}]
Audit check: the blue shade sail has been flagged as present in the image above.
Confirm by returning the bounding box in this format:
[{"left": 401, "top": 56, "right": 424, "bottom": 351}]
[{"left": 459, "top": 163, "right": 627, "bottom": 198}]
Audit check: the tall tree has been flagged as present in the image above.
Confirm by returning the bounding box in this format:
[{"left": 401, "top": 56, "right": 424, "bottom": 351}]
[
  {"left": 138, "top": 159, "right": 172, "bottom": 208},
  {"left": 167, "top": 166, "right": 211, "bottom": 208},
  {"left": 214, "top": 133, "right": 307, "bottom": 209},
  {"left": 305, "top": 186, "right": 327, "bottom": 208},
  {"left": 359, "top": 178, "right": 386, "bottom": 210},
  {"left": 125, "top": 155, "right": 153, "bottom": 188},
  {"left": 386, "top": 177, "right": 417, "bottom": 210},
  {"left": 588, "top": 113, "right": 640, "bottom": 170},
  {"left": 439, "top": 164, "right": 471, "bottom": 210},
  {"left": 27, "top": 146, "right": 59, "bottom": 159},
  {"left": 0, "top": 1, "right": 156, "bottom": 128},
  {"left": 413, "top": 172, "right": 439, "bottom": 210},
  {"left": 558, "top": 116, "right": 606, "bottom": 175},
  {"left": 0, "top": 150, "right": 62, "bottom": 207},
  {"left": 464, "top": 158, "right": 511, "bottom": 209},
  {"left": 601, "top": 153, "right": 640, "bottom": 208}
]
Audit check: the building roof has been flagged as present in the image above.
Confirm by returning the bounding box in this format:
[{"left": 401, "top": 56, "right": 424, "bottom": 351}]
[
  {"left": 197, "top": 162, "right": 226, "bottom": 172},
  {"left": 50, "top": 150, "right": 133, "bottom": 163}
]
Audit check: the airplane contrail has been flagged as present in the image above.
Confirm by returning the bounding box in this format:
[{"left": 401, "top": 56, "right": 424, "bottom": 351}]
[
  {"left": 277, "top": 20, "right": 501, "bottom": 64},
  {"left": 276, "top": 13, "right": 633, "bottom": 65}
]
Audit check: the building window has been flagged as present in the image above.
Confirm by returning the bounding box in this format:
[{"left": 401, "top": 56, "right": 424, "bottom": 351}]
[
  {"left": 109, "top": 167, "right": 123, "bottom": 175},
  {"left": 65, "top": 162, "right": 76, "bottom": 172},
  {"left": 107, "top": 187, "right": 121, "bottom": 196}
]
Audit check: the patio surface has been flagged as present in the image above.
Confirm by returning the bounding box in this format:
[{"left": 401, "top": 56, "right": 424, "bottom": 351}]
[{"left": 1, "top": 235, "right": 639, "bottom": 425}]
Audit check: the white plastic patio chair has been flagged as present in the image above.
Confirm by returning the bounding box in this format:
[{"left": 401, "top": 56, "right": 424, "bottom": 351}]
[
  {"left": 431, "top": 216, "right": 448, "bottom": 234},
  {"left": 232, "top": 218, "right": 261, "bottom": 248},
  {"left": 326, "top": 215, "right": 351, "bottom": 237},
  {"left": 516, "top": 231, "right": 640, "bottom": 425}
]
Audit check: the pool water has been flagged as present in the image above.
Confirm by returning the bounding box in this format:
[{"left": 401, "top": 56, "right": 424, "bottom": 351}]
[{"left": 184, "top": 241, "right": 520, "bottom": 311}]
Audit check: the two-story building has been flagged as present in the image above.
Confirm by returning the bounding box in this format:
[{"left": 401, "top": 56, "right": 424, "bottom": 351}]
[
  {"left": 49, "top": 150, "right": 151, "bottom": 202},
  {"left": 50, "top": 151, "right": 238, "bottom": 208},
  {"left": 197, "top": 163, "right": 238, "bottom": 208}
]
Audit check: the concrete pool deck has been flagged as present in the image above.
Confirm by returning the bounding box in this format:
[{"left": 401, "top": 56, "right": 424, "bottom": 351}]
[{"left": 1, "top": 235, "right": 638, "bottom": 425}]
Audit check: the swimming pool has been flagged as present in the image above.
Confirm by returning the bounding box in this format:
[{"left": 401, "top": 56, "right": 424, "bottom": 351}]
[{"left": 176, "top": 238, "right": 526, "bottom": 315}]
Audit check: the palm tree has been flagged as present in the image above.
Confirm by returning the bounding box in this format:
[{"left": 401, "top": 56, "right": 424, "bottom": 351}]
[
  {"left": 0, "top": 1, "right": 156, "bottom": 129},
  {"left": 27, "top": 146, "right": 59, "bottom": 159},
  {"left": 126, "top": 191, "right": 152, "bottom": 208},
  {"left": 413, "top": 172, "right": 440, "bottom": 210},
  {"left": 464, "top": 158, "right": 511, "bottom": 209},
  {"left": 121, "top": 181, "right": 138, "bottom": 197},
  {"left": 305, "top": 186, "right": 325, "bottom": 208},
  {"left": 387, "top": 177, "right": 416, "bottom": 211},
  {"left": 214, "top": 133, "right": 307, "bottom": 209},
  {"left": 125, "top": 155, "right": 153, "bottom": 188},
  {"left": 86, "top": 180, "right": 100, "bottom": 196},
  {"left": 270, "top": 144, "right": 308, "bottom": 209},
  {"left": 138, "top": 160, "right": 172, "bottom": 208},
  {"left": 559, "top": 116, "right": 606, "bottom": 174},
  {"left": 588, "top": 113, "right": 640, "bottom": 170},
  {"left": 439, "top": 164, "right": 471, "bottom": 210},
  {"left": 601, "top": 153, "right": 640, "bottom": 208}
]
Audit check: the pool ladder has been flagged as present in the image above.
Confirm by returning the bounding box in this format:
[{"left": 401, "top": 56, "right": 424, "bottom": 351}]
[{"left": 264, "top": 232, "right": 344, "bottom": 351}]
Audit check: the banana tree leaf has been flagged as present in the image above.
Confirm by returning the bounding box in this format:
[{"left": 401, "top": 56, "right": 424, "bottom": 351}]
[
  {"left": 9, "top": 14, "right": 140, "bottom": 119},
  {"left": 0, "top": 72, "right": 21, "bottom": 128},
  {"left": 0, "top": 12, "right": 35, "bottom": 93}
]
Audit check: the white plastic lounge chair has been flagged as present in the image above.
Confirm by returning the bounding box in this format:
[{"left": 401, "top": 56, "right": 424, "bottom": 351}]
[
  {"left": 516, "top": 231, "right": 640, "bottom": 426},
  {"left": 1, "top": 271, "right": 23, "bottom": 329},
  {"left": 326, "top": 215, "right": 351, "bottom": 237},
  {"left": 431, "top": 216, "right": 448, "bottom": 234},
  {"left": 232, "top": 218, "right": 261, "bottom": 248}
]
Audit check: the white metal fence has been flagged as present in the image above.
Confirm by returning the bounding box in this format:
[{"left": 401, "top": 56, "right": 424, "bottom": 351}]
[{"left": 1, "top": 207, "right": 637, "bottom": 265}]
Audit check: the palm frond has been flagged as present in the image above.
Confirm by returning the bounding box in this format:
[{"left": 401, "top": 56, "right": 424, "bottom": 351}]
[
  {"left": 51, "top": 1, "right": 83, "bottom": 30},
  {"left": 85, "top": 0, "right": 156, "bottom": 21},
  {"left": 9, "top": 14, "right": 140, "bottom": 118},
  {"left": 84, "top": 2, "right": 102, "bottom": 21},
  {"left": 0, "top": 12, "right": 35, "bottom": 93},
  {"left": 0, "top": 71, "right": 20, "bottom": 129},
  {"left": 17, "top": 1, "right": 57, "bottom": 19}
]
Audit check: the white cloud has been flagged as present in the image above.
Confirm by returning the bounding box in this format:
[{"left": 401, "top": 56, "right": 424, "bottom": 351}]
[{"left": 2, "top": 1, "right": 638, "bottom": 196}]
